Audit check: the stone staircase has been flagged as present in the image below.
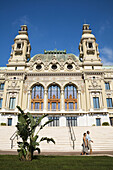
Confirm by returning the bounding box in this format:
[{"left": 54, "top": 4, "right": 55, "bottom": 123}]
[{"left": 0, "top": 126, "right": 113, "bottom": 152}]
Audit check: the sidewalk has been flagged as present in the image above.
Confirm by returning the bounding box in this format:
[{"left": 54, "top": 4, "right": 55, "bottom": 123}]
[{"left": 0, "top": 150, "right": 113, "bottom": 157}]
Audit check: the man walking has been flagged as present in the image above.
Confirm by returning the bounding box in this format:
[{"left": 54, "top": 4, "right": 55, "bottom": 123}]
[{"left": 86, "top": 131, "right": 93, "bottom": 154}]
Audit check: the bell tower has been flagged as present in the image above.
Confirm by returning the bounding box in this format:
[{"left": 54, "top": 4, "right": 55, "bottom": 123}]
[
  {"left": 7, "top": 25, "right": 31, "bottom": 70},
  {"left": 79, "top": 24, "right": 102, "bottom": 69}
]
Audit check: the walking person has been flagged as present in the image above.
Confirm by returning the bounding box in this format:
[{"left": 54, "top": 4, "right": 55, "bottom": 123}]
[
  {"left": 86, "top": 131, "right": 93, "bottom": 154},
  {"left": 81, "top": 133, "right": 88, "bottom": 155}
]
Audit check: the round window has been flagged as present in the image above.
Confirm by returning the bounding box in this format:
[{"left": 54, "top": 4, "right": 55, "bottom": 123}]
[
  {"left": 51, "top": 64, "right": 57, "bottom": 70},
  {"left": 67, "top": 64, "right": 73, "bottom": 69},
  {"left": 36, "top": 64, "right": 42, "bottom": 70}
]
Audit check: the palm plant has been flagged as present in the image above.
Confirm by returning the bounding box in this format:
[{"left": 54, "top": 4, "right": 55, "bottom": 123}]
[{"left": 16, "top": 106, "right": 55, "bottom": 161}]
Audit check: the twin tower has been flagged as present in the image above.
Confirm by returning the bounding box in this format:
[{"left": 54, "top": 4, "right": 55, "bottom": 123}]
[{"left": 7, "top": 24, "right": 102, "bottom": 70}]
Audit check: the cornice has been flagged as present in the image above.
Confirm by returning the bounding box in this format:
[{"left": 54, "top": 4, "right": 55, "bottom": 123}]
[
  {"left": 84, "top": 71, "right": 103, "bottom": 75},
  {"left": 27, "top": 72, "right": 82, "bottom": 76}
]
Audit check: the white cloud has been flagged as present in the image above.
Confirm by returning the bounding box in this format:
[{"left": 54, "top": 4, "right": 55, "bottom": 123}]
[
  {"left": 12, "top": 15, "right": 30, "bottom": 26},
  {"left": 100, "top": 47, "right": 113, "bottom": 65},
  {"left": 99, "top": 20, "right": 111, "bottom": 34},
  {"left": 99, "top": 26, "right": 105, "bottom": 34}
]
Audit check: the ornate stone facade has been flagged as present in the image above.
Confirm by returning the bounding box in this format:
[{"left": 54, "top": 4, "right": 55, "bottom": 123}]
[{"left": 0, "top": 24, "right": 113, "bottom": 126}]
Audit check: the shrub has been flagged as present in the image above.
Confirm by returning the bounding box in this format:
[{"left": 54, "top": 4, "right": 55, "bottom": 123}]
[
  {"left": 16, "top": 106, "right": 55, "bottom": 161},
  {"left": 92, "top": 124, "right": 95, "bottom": 126},
  {"left": 102, "top": 122, "right": 109, "bottom": 126},
  {"left": 1, "top": 123, "right": 6, "bottom": 126}
]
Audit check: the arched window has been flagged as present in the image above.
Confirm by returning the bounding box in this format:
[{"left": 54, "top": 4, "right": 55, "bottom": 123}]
[
  {"left": 31, "top": 85, "right": 44, "bottom": 110},
  {"left": 64, "top": 85, "right": 77, "bottom": 110},
  {"left": 48, "top": 85, "right": 60, "bottom": 111}
]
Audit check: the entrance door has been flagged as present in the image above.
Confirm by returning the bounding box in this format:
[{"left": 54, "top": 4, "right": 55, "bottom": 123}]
[
  {"left": 110, "top": 118, "right": 113, "bottom": 126},
  {"left": 96, "top": 118, "right": 101, "bottom": 126},
  {"left": 8, "top": 118, "right": 12, "bottom": 126}
]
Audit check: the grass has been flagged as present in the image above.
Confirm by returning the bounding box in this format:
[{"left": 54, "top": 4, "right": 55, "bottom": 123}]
[{"left": 0, "top": 155, "right": 113, "bottom": 170}]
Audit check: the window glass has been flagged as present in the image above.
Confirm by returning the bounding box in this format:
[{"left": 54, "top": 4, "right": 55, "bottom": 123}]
[
  {"left": 48, "top": 117, "right": 59, "bottom": 126},
  {"left": 0, "top": 83, "right": 4, "bottom": 90},
  {"left": 105, "top": 82, "right": 110, "bottom": 90},
  {"left": 64, "top": 85, "right": 77, "bottom": 110},
  {"left": 31, "top": 85, "right": 44, "bottom": 110},
  {"left": 65, "top": 102, "right": 67, "bottom": 110},
  {"left": 69, "top": 102, "right": 73, "bottom": 110},
  {"left": 106, "top": 98, "right": 112, "bottom": 108},
  {"left": 52, "top": 102, "right": 56, "bottom": 110},
  {"left": 89, "top": 42, "right": 93, "bottom": 48},
  {"left": 48, "top": 103, "right": 50, "bottom": 110},
  {"left": 48, "top": 85, "right": 60, "bottom": 111},
  {"left": 96, "top": 118, "right": 101, "bottom": 126},
  {"left": 17, "top": 43, "right": 21, "bottom": 49},
  {"left": 8, "top": 118, "right": 12, "bottom": 126},
  {"left": 75, "top": 103, "right": 77, "bottom": 109},
  {"left": 58, "top": 103, "right": 60, "bottom": 110},
  {"left": 31, "top": 102, "right": 33, "bottom": 110},
  {"left": 93, "top": 97, "right": 100, "bottom": 109},
  {"left": 41, "top": 103, "right": 43, "bottom": 110},
  {"left": 66, "top": 117, "right": 77, "bottom": 126},
  {"left": 0, "top": 98, "right": 3, "bottom": 108},
  {"left": 9, "top": 97, "right": 16, "bottom": 109},
  {"left": 35, "top": 102, "right": 40, "bottom": 109}
]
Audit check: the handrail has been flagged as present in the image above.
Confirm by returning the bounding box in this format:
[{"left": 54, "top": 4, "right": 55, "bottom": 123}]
[
  {"left": 68, "top": 121, "right": 76, "bottom": 149},
  {"left": 10, "top": 131, "right": 18, "bottom": 149}
]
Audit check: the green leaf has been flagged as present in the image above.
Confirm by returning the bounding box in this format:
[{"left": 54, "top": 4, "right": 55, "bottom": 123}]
[
  {"left": 17, "top": 106, "right": 24, "bottom": 115},
  {"left": 37, "top": 114, "right": 48, "bottom": 126},
  {"left": 36, "top": 147, "right": 40, "bottom": 154},
  {"left": 40, "top": 119, "right": 53, "bottom": 130},
  {"left": 40, "top": 137, "right": 55, "bottom": 144}
]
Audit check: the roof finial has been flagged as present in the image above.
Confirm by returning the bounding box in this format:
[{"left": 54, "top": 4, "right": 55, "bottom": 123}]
[{"left": 84, "top": 19, "right": 86, "bottom": 24}]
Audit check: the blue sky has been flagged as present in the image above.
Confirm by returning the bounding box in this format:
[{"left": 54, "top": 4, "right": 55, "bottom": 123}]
[{"left": 0, "top": 0, "right": 113, "bottom": 66}]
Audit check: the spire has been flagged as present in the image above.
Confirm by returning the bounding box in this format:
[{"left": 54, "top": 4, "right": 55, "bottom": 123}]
[
  {"left": 79, "top": 24, "right": 102, "bottom": 69},
  {"left": 7, "top": 25, "right": 31, "bottom": 70}
]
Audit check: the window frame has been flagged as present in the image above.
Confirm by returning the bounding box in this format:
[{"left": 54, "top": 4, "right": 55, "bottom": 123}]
[
  {"left": 9, "top": 97, "right": 16, "bottom": 110},
  {"left": 0, "top": 98, "right": 3, "bottom": 109},
  {"left": 48, "top": 85, "right": 60, "bottom": 111},
  {"left": 64, "top": 85, "right": 77, "bottom": 111},
  {"left": 93, "top": 97, "right": 100, "bottom": 109},
  {"left": 96, "top": 118, "right": 101, "bottom": 126},
  {"left": 48, "top": 116, "right": 59, "bottom": 126},
  {"left": 0, "top": 83, "right": 4, "bottom": 90},
  {"left": 66, "top": 116, "right": 77, "bottom": 126},
  {"left": 105, "top": 82, "right": 110, "bottom": 90},
  {"left": 106, "top": 98, "right": 112, "bottom": 108},
  {"left": 31, "top": 85, "right": 44, "bottom": 111}
]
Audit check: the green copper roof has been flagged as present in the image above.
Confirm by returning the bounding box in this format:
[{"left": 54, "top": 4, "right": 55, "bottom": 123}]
[
  {"left": 0, "top": 67, "right": 7, "bottom": 70},
  {"left": 44, "top": 49, "right": 66, "bottom": 54},
  {"left": 102, "top": 65, "right": 113, "bottom": 69},
  {"left": 30, "top": 53, "right": 79, "bottom": 63}
]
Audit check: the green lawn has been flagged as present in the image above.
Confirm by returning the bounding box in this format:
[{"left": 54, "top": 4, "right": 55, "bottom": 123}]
[{"left": 0, "top": 155, "right": 113, "bottom": 170}]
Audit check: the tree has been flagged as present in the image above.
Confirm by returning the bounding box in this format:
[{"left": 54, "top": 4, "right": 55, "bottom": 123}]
[{"left": 16, "top": 106, "right": 55, "bottom": 161}]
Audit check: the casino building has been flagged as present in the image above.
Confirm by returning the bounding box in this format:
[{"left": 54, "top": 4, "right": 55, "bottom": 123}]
[{"left": 0, "top": 24, "right": 113, "bottom": 127}]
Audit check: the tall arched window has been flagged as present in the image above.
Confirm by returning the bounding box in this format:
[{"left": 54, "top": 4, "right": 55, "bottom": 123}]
[
  {"left": 48, "top": 85, "right": 60, "bottom": 111},
  {"left": 64, "top": 85, "right": 77, "bottom": 110},
  {"left": 31, "top": 85, "right": 44, "bottom": 110}
]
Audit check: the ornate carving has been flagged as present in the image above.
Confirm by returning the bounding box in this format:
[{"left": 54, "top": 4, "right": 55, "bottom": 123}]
[
  {"left": 44, "top": 59, "right": 49, "bottom": 70},
  {"left": 51, "top": 56, "right": 57, "bottom": 64},
  {"left": 23, "top": 83, "right": 28, "bottom": 94},
  {"left": 67, "top": 56, "right": 73, "bottom": 64},
  {"left": 89, "top": 79, "right": 101, "bottom": 89},
  {"left": 11, "top": 81, "right": 17, "bottom": 88}
]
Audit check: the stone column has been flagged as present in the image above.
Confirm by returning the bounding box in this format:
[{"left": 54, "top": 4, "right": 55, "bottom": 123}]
[
  {"left": 44, "top": 89, "right": 47, "bottom": 111},
  {"left": 27, "top": 90, "right": 31, "bottom": 110},
  {"left": 100, "top": 92, "right": 103, "bottom": 109},
  {"left": 61, "top": 89, "right": 64, "bottom": 111},
  {"left": 78, "top": 90, "right": 81, "bottom": 110},
  {"left": 15, "top": 92, "right": 19, "bottom": 107},
  {"left": 90, "top": 92, "right": 93, "bottom": 109}
]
